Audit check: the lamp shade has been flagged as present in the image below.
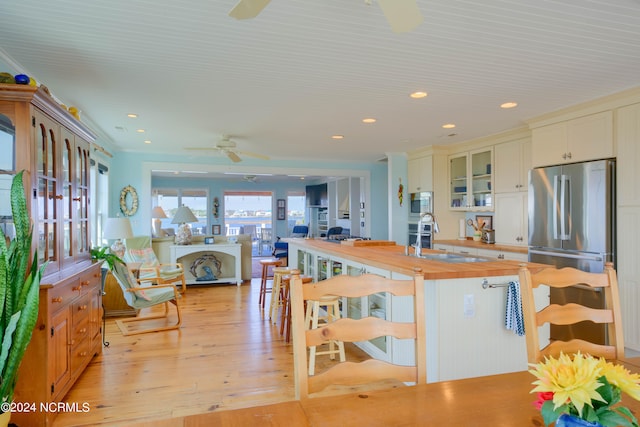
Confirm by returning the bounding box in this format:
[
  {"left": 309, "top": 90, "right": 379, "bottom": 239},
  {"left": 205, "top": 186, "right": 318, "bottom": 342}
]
[
  {"left": 151, "top": 206, "right": 168, "bottom": 219},
  {"left": 103, "top": 217, "right": 134, "bottom": 240},
  {"left": 171, "top": 205, "right": 198, "bottom": 224}
]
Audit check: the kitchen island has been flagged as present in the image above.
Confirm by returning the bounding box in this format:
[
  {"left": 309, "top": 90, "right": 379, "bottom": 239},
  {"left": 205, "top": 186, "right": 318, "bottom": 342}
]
[{"left": 288, "top": 239, "right": 550, "bottom": 383}]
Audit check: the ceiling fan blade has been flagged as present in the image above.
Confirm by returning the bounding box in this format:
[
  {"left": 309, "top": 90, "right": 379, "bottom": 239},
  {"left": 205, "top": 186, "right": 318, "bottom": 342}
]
[
  {"left": 378, "top": 0, "right": 423, "bottom": 33},
  {"left": 228, "top": 0, "right": 271, "bottom": 20},
  {"left": 236, "top": 150, "right": 270, "bottom": 160},
  {"left": 225, "top": 150, "right": 242, "bottom": 163}
]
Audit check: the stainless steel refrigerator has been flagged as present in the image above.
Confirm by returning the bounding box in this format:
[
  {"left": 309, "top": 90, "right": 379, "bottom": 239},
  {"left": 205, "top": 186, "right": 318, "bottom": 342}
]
[{"left": 528, "top": 158, "right": 616, "bottom": 344}]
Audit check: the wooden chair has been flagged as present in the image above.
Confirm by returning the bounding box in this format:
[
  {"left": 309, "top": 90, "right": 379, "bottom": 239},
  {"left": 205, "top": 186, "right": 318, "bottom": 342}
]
[
  {"left": 124, "top": 236, "right": 186, "bottom": 293},
  {"left": 111, "top": 261, "right": 182, "bottom": 336},
  {"left": 290, "top": 270, "right": 426, "bottom": 399},
  {"left": 519, "top": 262, "right": 624, "bottom": 363}
]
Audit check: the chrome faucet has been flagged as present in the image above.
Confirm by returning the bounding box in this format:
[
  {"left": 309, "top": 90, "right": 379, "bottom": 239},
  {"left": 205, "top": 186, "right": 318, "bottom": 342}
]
[{"left": 414, "top": 212, "right": 439, "bottom": 257}]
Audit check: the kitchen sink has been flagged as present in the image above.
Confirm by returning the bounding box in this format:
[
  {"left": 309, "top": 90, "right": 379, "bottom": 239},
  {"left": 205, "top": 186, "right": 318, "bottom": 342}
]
[{"left": 415, "top": 253, "right": 490, "bottom": 263}]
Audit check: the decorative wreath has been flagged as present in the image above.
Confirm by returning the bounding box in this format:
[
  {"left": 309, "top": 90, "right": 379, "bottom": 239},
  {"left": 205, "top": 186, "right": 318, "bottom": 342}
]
[{"left": 119, "top": 185, "right": 139, "bottom": 217}]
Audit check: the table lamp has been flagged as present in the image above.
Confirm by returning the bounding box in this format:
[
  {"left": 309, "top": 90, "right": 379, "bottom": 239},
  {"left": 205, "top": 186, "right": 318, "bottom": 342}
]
[
  {"left": 151, "top": 206, "right": 168, "bottom": 237},
  {"left": 171, "top": 205, "right": 198, "bottom": 245},
  {"left": 103, "top": 217, "right": 134, "bottom": 258}
]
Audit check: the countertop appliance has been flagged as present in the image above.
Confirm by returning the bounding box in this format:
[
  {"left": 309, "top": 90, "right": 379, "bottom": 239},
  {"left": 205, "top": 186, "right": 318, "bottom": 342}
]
[
  {"left": 408, "top": 222, "right": 432, "bottom": 250},
  {"left": 528, "top": 158, "right": 616, "bottom": 345},
  {"left": 409, "top": 191, "right": 433, "bottom": 219},
  {"left": 481, "top": 229, "right": 495, "bottom": 244}
]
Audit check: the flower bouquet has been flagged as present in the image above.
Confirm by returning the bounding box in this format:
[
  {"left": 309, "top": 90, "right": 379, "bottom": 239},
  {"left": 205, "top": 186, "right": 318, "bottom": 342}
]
[{"left": 529, "top": 352, "right": 640, "bottom": 427}]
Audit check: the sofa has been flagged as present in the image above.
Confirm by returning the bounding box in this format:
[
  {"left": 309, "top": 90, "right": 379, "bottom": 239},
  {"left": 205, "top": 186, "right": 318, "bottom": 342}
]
[{"left": 152, "top": 234, "right": 253, "bottom": 281}]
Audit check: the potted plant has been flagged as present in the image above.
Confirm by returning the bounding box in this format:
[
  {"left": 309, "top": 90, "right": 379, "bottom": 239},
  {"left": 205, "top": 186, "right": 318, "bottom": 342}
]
[
  {"left": 90, "top": 246, "right": 124, "bottom": 271},
  {"left": 0, "top": 171, "right": 47, "bottom": 424},
  {"left": 530, "top": 351, "right": 640, "bottom": 427}
]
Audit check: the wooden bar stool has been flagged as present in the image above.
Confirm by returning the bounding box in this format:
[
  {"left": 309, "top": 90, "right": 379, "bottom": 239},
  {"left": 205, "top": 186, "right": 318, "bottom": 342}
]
[
  {"left": 258, "top": 258, "right": 282, "bottom": 309},
  {"left": 281, "top": 273, "right": 312, "bottom": 343},
  {"left": 305, "top": 294, "right": 346, "bottom": 375},
  {"left": 269, "top": 266, "right": 293, "bottom": 323}
]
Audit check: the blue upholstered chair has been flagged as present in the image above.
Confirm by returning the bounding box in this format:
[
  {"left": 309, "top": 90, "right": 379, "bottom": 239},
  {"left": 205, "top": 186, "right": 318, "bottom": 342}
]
[
  {"left": 273, "top": 225, "right": 309, "bottom": 260},
  {"left": 326, "top": 226, "right": 343, "bottom": 239}
]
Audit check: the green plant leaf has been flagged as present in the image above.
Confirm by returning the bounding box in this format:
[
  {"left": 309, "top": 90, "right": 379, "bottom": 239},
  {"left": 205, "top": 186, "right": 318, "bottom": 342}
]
[
  {"left": 0, "top": 172, "right": 44, "bottom": 405},
  {"left": 540, "top": 400, "right": 563, "bottom": 426},
  {"left": 597, "top": 409, "right": 635, "bottom": 427}
]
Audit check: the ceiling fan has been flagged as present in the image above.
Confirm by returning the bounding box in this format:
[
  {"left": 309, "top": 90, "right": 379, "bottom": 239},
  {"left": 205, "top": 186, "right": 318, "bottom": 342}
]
[
  {"left": 185, "top": 135, "right": 269, "bottom": 163},
  {"left": 228, "top": 0, "right": 424, "bottom": 33}
]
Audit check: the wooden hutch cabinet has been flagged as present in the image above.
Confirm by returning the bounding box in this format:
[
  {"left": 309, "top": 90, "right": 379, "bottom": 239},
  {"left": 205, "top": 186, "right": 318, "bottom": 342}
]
[{"left": 0, "top": 84, "right": 102, "bottom": 426}]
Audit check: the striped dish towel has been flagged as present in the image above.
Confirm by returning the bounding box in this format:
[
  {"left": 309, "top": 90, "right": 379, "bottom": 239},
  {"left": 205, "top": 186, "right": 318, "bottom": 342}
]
[{"left": 505, "top": 281, "right": 525, "bottom": 336}]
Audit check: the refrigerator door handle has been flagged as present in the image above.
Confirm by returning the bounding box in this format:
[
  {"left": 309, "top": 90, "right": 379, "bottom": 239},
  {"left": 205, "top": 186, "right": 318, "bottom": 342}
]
[
  {"left": 560, "top": 174, "right": 569, "bottom": 240},
  {"left": 529, "top": 249, "right": 603, "bottom": 262},
  {"left": 553, "top": 175, "right": 559, "bottom": 240}
]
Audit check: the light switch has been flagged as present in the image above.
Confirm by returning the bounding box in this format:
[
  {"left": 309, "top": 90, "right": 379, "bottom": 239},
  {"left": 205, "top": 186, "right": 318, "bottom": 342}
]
[{"left": 464, "top": 294, "right": 475, "bottom": 318}]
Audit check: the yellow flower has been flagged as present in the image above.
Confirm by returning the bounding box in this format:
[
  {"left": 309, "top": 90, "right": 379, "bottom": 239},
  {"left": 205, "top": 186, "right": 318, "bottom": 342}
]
[
  {"left": 598, "top": 358, "right": 640, "bottom": 401},
  {"left": 529, "top": 352, "right": 606, "bottom": 416}
]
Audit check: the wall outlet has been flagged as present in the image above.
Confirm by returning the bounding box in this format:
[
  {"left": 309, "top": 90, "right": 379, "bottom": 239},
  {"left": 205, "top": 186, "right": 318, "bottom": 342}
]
[{"left": 464, "top": 294, "right": 475, "bottom": 318}]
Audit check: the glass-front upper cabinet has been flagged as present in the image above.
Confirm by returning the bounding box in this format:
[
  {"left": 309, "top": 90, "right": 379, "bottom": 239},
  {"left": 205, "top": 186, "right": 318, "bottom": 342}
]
[
  {"left": 74, "top": 135, "right": 91, "bottom": 261},
  {"left": 35, "top": 112, "right": 93, "bottom": 274},
  {"left": 35, "top": 112, "right": 60, "bottom": 275},
  {"left": 0, "top": 113, "right": 15, "bottom": 243},
  {"left": 449, "top": 148, "right": 493, "bottom": 211}
]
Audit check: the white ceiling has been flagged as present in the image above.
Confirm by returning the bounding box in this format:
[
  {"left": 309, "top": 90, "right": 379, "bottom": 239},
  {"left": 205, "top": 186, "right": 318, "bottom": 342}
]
[{"left": 1, "top": 0, "right": 639, "bottom": 167}]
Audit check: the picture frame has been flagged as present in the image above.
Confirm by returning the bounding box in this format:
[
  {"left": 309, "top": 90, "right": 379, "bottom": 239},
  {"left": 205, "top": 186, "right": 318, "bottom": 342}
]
[
  {"left": 475, "top": 215, "right": 493, "bottom": 230},
  {"left": 212, "top": 224, "right": 221, "bottom": 235},
  {"left": 277, "top": 199, "right": 286, "bottom": 220},
  {"left": 204, "top": 236, "right": 215, "bottom": 244}
]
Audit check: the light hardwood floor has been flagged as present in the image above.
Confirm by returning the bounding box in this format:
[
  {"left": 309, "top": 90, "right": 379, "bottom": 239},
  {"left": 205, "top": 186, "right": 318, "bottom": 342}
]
[{"left": 51, "top": 278, "right": 373, "bottom": 426}]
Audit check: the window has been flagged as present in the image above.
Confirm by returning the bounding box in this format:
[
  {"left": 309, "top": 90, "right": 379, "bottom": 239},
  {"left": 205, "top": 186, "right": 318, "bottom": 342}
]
[
  {"left": 224, "top": 192, "right": 272, "bottom": 238},
  {"left": 287, "top": 192, "right": 306, "bottom": 234},
  {"left": 155, "top": 188, "right": 208, "bottom": 235}
]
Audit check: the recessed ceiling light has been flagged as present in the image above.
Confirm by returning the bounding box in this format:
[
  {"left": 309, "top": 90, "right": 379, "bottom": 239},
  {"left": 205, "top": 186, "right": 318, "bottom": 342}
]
[
  {"left": 442, "top": 123, "right": 456, "bottom": 129},
  {"left": 410, "top": 91, "right": 428, "bottom": 99},
  {"left": 136, "top": 129, "right": 145, "bottom": 133},
  {"left": 500, "top": 102, "right": 518, "bottom": 109},
  {"left": 144, "top": 140, "right": 151, "bottom": 144},
  {"left": 331, "top": 135, "right": 344, "bottom": 140},
  {"left": 127, "top": 113, "right": 138, "bottom": 118},
  {"left": 362, "top": 118, "right": 377, "bottom": 124}
]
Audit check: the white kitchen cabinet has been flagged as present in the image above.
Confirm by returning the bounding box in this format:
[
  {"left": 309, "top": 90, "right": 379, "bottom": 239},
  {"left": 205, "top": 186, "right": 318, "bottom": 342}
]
[
  {"left": 476, "top": 248, "right": 528, "bottom": 262},
  {"left": 408, "top": 155, "right": 433, "bottom": 193},
  {"left": 617, "top": 206, "right": 640, "bottom": 351},
  {"left": 494, "top": 139, "right": 531, "bottom": 193},
  {"left": 616, "top": 103, "right": 640, "bottom": 206},
  {"left": 449, "top": 246, "right": 477, "bottom": 256},
  {"left": 531, "top": 111, "right": 613, "bottom": 167},
  {"left": 432, "top": 243, "right": 453, "bottom": 252},
  {"left": 449, "top": 148, "right": 493, "bottom": 211},
  {"left": 494, "top": 192, "right": 528, "bottom": 246}
]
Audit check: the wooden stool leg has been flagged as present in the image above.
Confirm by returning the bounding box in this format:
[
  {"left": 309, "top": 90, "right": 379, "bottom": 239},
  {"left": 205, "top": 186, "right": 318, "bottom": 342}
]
[
  {"left": 269, "top": 271, "right": 282, "bottom": 321},
  {"left": 259, "top": 264, "right": 268, "bottom": 307},
  {"left": 280, "top": 280, "right": 289, "bottom": 336},
  {"left": 330, "top": 301, "right": 345, "bottom": 362},
  {"left": 308, "top": 301, "right": 320, "bottom": 376}
]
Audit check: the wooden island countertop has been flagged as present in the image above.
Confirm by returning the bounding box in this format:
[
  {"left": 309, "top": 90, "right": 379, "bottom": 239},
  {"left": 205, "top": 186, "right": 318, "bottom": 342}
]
[{"left": 287, "top": 239, "right": 548, "bottom": 280}]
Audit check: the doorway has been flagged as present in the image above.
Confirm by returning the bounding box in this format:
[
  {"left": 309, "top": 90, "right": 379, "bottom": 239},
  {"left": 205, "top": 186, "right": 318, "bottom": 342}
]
[{"left": 224, "top": 191, "right": 273, "bottom": 257}]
